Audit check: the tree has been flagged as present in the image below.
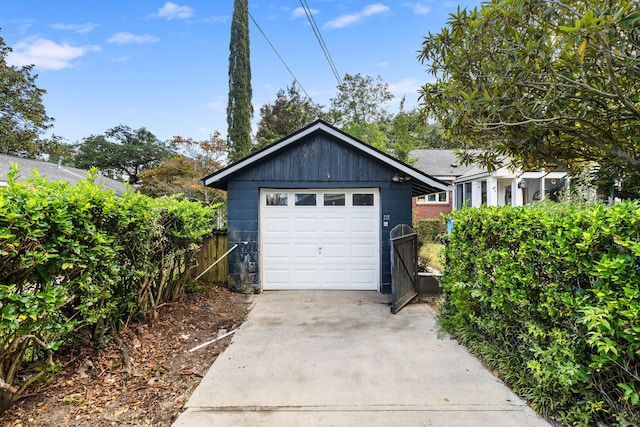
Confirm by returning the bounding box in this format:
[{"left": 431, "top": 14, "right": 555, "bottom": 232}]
[
  {"left": 73, "top": 125, "right": 174, "bottom": 184},
  {"left": 389, "top": 98, "right": 460, "bottom": 162},
  {"left": 139, "top": 133, "right": 227, "bottom": 204},
  {"left": 418, "top": 0, "right": 640, "bottom": 193},
  {"left": 0, "top": 32, "right": 55, "bottom": 158},
  {"left": 255, "top": 83, "right": 323, "bottom": 150},
  {"left": 328, "top": 73, "right": 393, "bottom": 127},
  {"left": 227, "top": 0, "right": 253, "bottom": 162}
]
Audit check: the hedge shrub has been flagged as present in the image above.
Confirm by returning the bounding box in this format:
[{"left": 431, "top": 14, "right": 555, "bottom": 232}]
[
  {"left": 441, "top": 202, "right": 640, "bottom": 426},
  {"left": 0, "top": 167, "right": 219, "bottom": 410},
  {"left": 414, "top": 219, "right": 442, "bottom": 245}
]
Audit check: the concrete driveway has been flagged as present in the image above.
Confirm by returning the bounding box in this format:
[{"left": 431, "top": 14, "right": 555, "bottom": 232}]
[{"left": 172, "top": 291, "right": 549, "bottom": 426}]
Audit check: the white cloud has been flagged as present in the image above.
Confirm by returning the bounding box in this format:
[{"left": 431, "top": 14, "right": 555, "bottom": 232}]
[
  {"left": 6, "top": 38, "right": 100, "bottom": 71},
  {"left": 404, "top": 2, "right": 431, "bottom": 15},
  {"left": 206, "top": 100, "right": 224, "bottom": 112},
  {"left": 291, "top": 6, "right": 318, "bottom": 19},
  {"left": 50, "top": 23, "right": 98, "bottom": 34},
  {"left": 323, "top": 3, "right": 389, "bottom": 29},
  {"left": 388, "top": 77, "right": 422, "bottom": 98},
  {"left": 107, "top": 32, "right": 159, "bottom": 44},
  {"left": 203, "top": 15, "right": 227, "bottom": 24},
  {"left": 151, "top": 2, "right": 195, "bottom": 20}
]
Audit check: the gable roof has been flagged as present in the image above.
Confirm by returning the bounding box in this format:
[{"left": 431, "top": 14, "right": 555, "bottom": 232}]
[
  {"left": 203, "top": 120, "right": 449, "bottom": 197},
  {"left": 409, "top": 149, "right": 480, "bottom": 178},
  {"left": 0, "top": 154, "right": 128, "bottom": 195}
]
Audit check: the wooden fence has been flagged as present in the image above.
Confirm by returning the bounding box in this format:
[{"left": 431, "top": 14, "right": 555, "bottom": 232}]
[{"left": 191, "top": 231, "right": 228, "bottom": 283}]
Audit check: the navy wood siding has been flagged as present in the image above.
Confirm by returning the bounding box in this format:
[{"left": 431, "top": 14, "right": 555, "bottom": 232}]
[{"left": 226, "top": 133, "right": 413, "bottom": 294}]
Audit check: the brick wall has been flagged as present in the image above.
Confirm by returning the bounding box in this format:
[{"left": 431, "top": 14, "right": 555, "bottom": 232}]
[{"left": 412, "top": 193, "right": 453, "bottom": 223}]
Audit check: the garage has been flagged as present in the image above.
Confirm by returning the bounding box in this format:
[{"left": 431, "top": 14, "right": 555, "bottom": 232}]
[
  {"left": 202, "top": 120, "right": 447, "bottom": 294},
  {"left": 260, "top": 188, "right": 379, "bottom": 290}
]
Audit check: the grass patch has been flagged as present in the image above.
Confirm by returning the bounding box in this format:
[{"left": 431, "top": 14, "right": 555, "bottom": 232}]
[{"left": 419, "top": 242, "right": 444, "bottom": 272}]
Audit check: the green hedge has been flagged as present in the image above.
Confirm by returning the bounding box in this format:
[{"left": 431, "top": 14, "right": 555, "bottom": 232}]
[
  {"left": 0, "top": 167, "right": 219, "bottom": 410},
  {"left": 441, "top": 203, "right": 640, "bottom": 426},
  {"left": 415, "top": 219, "right": 442, "bottom": 245}
]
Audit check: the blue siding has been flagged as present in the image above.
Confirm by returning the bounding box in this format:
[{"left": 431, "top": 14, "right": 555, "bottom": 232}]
[{"left": 226, "top": 133, "right": 413, "bottom": 294}]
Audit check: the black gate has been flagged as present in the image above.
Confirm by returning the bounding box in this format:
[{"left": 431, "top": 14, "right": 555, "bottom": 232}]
[{"left": 390, "top": 224, "right": 418, "bottom": 314}]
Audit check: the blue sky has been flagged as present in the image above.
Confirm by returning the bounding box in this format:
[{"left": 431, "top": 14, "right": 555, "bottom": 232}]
[{"left": 2, "top": 0, "right": 481, "bottom": 144}]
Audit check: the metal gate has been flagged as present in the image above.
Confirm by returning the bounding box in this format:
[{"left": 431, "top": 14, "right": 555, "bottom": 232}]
[{"left": 390, "top": 224, "right": 418, "bottom": 314}]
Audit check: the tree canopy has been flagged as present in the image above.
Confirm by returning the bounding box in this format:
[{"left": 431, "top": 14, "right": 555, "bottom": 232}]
[
  {"left": 254, "top": 73, "right": 457, "bottom": 162},
  {"left": 227, "top": 0, "right": 253, "bottom": 162},
  {"left": 418, "top": 0, "right": 640, "bottom": 196},
  {"left": 73, "top": 125, "right": 174, "bottom": 184},
  {"left": 328, "top": 73, "right": 393, "bottom": 127},
  {"left": 139, "top": 133, "right": 227, "bottom": 204},
  {"left": 0, "top": 33, "right": 55, "bottom": 158},
  {"left": 255, "top": 83, "right": 323, "bottom": 150}
]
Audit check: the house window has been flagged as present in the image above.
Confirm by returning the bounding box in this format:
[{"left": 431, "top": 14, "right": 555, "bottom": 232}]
[
  {"left": 456, "top": 184, "right": 464, "bottom": 210},
  {"left": 324, "top": 193, "right": 345, "bottom": 206},
  {"left": 481, "top": 181, "right": 487, "bottom": 205},
  {"left": 417, "top": 191, "right": 448, "bottom": 204},
  {"left": 464, "top": 183, "right": 472, "bottom": 207},
  {"left": 545, "top": 178, "right": 566, "bottom": 202},
  {"left": 353, "top": 193, "right": 374, "bottom": 206},
  {"left": 504, "top": 185, "right": 512, "bottom": 206},
  {"left": 295, "top": 193, "right": 316, "bottom": 206},
  {"left": 266, "top": 193, "right": 288, "bottom": 206}
]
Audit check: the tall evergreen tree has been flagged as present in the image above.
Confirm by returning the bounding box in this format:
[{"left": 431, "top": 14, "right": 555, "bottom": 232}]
[{"left": 227, "top": 0, "right": 253, "bottom": 162}]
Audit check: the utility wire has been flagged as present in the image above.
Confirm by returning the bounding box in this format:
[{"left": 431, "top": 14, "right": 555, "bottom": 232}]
[
  {"left": 246, "top": 7, "right": 318, "bottom": 107},
  {"left": 299, "top": 0, "right": 342, "bottom": 85}
]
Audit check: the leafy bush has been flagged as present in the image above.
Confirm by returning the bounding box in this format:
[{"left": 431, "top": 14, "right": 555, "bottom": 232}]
[
  {"left": 441, "top": 203, "right": 640, "bottom": 426},
  {"left": 0, "top": 166, "right": 219, "bottom": 410},
  {"left": 415, "top": 219, "right": 442, "bottom": 245}
]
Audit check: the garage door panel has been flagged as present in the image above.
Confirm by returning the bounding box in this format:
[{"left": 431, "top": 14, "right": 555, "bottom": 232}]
[
  {"left": 292, "top": 243, "right": 318, "bottom": 258},
  {"left": 322, "top": 243, "right": 346, "bottom": 258},
  {"left": 323, "top": 217, "right": 347, "bottom": 233},
  {"left": 294, "top": 269, "right": 321, "bottom": 284},
  {"left": 351, "top": 217, "right": 376, "bottom": 232},
  {"left": 294, "top": 217, "right": 320, "bottom": 232},
  {"left": 263, "top": 243, "right": 290, "bottom": 258},
  {"left": 265, "top": 218, "right": 290, "bottom": 232},
  {"left": 351, "top": 243, "right": 375, "bottom": 259},
  {"left": 265, "top": 269, "right": 289, "bottom": 285},
  {"left": 352, "top": 269, "right": 376, "bottom": 284},
  {"left": 261, "top": 189, "right": 379, "bottom": 290},
  {"left": 323, "top": 269, "right": 348, "bottom": 284}
]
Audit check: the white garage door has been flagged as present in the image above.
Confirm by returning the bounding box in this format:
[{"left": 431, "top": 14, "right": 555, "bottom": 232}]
[{"left": 260, "top": 189, "right": 380, "bottom": 290}]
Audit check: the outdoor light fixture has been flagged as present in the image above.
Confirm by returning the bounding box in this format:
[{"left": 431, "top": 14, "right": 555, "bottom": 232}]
[{"left": 392, "top": 172, "right": 411, "bottom": 183}]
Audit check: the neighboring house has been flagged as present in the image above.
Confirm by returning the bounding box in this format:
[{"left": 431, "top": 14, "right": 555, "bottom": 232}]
[
  {"left": 410, "top": 149, "right": 569, "bottom": 220},
  {"left": 0, "top": 154, "right": 128, "bottom": 195},
  {"left": 452, "top": 166, "right": 568, "bottom": 209},
  {"left": 409, "top": 149, "right": 477, "bottom": 222},
  {"left": 203, "top": 120, "right": 448, "bottom": 294}
]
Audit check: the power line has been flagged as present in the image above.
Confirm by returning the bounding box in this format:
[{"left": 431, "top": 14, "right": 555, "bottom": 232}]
[
  {"left": 299, "top": 0, "right": 342, "bottom": 85},
  {"left": 246, "top": 8, "right": 318, "bottom": 107}
]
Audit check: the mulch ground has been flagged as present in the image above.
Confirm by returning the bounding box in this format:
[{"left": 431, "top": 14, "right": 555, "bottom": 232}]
[{"left": 1, "top": 283, "right": 252, "bottom": 427}]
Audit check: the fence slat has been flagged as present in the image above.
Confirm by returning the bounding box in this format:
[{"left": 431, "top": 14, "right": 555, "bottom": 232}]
[{"left": 191, "top": 232, "right": 228, "bottom": 283}]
